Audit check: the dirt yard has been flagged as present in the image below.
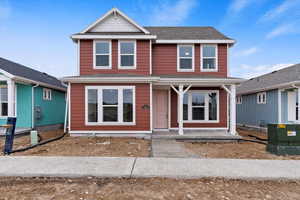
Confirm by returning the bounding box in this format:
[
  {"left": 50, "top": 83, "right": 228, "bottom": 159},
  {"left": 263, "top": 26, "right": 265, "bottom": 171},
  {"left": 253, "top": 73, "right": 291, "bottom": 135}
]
[
  {"left": 0, "top": 177, "right": 299, "bottom": 200},
  {"left": 184, "top": 129, "right": 300, "bottom": 160},
  {"left": 0, "top": 130, "right": 150, "bottom": 157}
]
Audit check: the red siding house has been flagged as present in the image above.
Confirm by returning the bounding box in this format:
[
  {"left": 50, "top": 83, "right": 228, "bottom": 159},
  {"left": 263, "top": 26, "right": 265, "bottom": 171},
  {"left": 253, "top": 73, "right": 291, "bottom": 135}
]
[{"left": 63, "top": 8, "right": 243, "bottom": 136}]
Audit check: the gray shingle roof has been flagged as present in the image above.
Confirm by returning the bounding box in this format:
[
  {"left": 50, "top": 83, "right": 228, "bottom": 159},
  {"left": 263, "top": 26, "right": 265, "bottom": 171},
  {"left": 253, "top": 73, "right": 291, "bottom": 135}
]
[
  {"left": 0, "top": 57, "right": 66, "bottom": 90},
  {"left": 237, "top": 64, "right": 300, "bottom": 94},
  {"left": 144, "top": 26, "right": 233, "bottom": 40}
]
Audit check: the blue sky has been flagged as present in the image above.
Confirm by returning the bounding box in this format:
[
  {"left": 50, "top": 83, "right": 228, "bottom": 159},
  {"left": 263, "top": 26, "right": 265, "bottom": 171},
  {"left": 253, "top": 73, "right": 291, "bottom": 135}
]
[{"left": 0, "top": 0, "right": 299, "bottom": 78}]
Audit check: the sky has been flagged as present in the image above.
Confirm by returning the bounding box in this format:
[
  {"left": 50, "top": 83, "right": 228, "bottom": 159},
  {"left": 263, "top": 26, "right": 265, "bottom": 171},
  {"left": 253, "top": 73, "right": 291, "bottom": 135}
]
[{"left": 0, "top": 0, "right": 299, "bottom": 79}]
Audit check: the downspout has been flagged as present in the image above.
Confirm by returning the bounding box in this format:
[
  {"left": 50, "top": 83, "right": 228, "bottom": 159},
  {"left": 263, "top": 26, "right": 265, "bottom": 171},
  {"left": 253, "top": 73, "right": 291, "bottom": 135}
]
[
  {"left": 291, "top": 84, "right": 300, "bottom": 123},
  {"left": 62, "top": 82, "right": 68, "bottom": 133},
  {"left": 32, "top": 84, "right": 39, "bottom": 129}
]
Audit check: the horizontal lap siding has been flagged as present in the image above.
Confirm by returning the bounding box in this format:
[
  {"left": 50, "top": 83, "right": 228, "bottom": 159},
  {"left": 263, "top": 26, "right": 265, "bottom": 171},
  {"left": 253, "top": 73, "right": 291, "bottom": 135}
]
[
  {"left": 170, "top": 87, "right": 227, "bottom": 128},
  {"left": 152, "top": 44, "right": 227, "bottom": 77},
  {"left": 80, "top": 40, "right": 150, "bottom": 75},
  {"left": 70, "top": 83, "right": 150, "bottom": 131}
]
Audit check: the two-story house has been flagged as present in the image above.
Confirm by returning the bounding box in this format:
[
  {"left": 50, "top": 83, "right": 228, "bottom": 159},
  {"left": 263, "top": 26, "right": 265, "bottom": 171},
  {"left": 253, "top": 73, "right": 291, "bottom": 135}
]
[{"left": 62, "top": 8, "right": 243, "bottom": 137}]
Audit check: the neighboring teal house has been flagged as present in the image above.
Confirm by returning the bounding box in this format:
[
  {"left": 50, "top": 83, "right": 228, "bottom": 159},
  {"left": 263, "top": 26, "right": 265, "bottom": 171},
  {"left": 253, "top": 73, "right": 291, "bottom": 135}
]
[
  {"left": 237, "top": 64, "right": 300, "bottom": 130},
  {"left": 0, "top": 57, "right": 66, "bottom": 133}
]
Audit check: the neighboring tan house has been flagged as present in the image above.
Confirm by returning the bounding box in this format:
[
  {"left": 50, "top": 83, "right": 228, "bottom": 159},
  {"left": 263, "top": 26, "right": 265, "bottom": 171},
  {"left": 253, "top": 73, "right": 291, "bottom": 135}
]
[
  {"left": 62, "top": 8, "right": 243, "bottom": 136},
  {"left": 0, "top": 57, "right": 66, "bottom": 133},
  {"left": 237, "top": 63, "right": 300, "bottom": 129}
]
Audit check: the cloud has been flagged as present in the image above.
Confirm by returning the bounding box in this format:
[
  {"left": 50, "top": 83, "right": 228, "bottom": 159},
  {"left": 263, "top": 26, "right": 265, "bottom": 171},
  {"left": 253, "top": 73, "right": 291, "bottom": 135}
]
[
  {"left": 149, "top": 0, "right": 197, "bottom": 26},
  {"left": 266, "top": 23, "right": 296, "bottom": 39},
  {"left": 239, "top": 63, "right": 293, "bottom": 78},
  {"left": 229, "top": 0, "right": 254, "bottom": 13},
  {"left": 260, "top": 0, "right": 300, "bottom": 22},
  {"left": 0, "top": 0, "right": 11, "bottom": 19},
  {"left": 234, "top": 47, "right": 259, "bottom": 57}
]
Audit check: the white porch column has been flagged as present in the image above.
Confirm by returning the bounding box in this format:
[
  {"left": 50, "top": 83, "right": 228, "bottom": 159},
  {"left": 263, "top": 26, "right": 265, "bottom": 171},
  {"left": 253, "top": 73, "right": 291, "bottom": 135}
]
[
  {"left": 7, "top": 79, "right": 15, "bottom": 117},
  {"left": 178, "top": 85, "right": 184, "bottom": 135},
  {"left": 230, "top": 84, "right": 236, "bottom": 135}
]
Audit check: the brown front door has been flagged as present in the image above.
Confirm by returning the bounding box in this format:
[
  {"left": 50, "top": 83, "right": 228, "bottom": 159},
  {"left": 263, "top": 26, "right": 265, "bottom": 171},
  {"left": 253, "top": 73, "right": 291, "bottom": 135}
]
[{"left": 153, "top": 90, "right": 168, "bottom": 129}]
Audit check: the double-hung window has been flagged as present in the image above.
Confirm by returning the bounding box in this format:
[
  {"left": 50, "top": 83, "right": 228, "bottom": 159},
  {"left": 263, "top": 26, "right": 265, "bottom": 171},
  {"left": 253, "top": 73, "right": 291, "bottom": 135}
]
[
  {"left": 0, "top": 86, "right": 8, "bottom": 116},
  {"left": 43, "top": 88, "right": 52, "bottom": 101},
  {"left": 86, "top": 86, "right": 135, "bottom": 125},
  {"left": 202, "top": 44, "right": 218, "bottom": 71},
  {"left": 178, "top": 45, "right": 194, "bottom": 71},
  {"left": 182, "top": 91, "right": 219, "bottom": 122},
  {"left": 119, "top": 41, "right": 136, "bottom": 69},
  {"left": 94, "top": 40, "right": 111, "bottom": 69},
  {"left": 257, "top": 92, "right": 266, "bottom": 104}
]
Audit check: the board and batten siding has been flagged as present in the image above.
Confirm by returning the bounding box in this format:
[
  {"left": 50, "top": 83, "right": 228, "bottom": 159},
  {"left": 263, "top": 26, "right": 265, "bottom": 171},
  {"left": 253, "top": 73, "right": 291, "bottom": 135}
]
[
  {"left": 70, "top": 83, "right": 151, "bottom": 131},
  {"left": 237, "top": 89, "right": 278, "bottom": 127}
]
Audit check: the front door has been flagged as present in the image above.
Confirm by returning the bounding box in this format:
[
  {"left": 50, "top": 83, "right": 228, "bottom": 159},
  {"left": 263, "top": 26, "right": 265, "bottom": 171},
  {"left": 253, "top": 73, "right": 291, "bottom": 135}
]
[{"left": 153, "top": 90, "right": 168, "bottom": 129}]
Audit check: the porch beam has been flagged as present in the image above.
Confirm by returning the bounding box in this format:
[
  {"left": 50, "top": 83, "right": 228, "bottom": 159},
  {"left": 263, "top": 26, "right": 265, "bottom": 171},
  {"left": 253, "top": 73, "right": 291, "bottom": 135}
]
[
  {"left": 178, "top": 85, "right": 184, "bottom": 135},
  {"left": 170, "top": 84, "right": 179, "bottom": 94},
  {"left": 221, "top": 84, "right": 231, "bottom": 95},
  {"left": 230, "top": 84, "right": 236, "bottom": 135}
]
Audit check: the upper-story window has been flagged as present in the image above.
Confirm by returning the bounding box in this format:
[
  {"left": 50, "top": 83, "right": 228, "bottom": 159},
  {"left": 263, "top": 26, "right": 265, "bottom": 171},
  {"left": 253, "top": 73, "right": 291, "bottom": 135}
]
[
  {"left": 257, "top": 92, "right": 267, "bottom": 104},
  {"left": 43, "top": 88, "right": 52, "bottom": 101},
  {"left": 119, "top": 40, "right": 136, "bottom": 69},
  {"left": 201, "top": 44, "right": 218, "bottom": 72},
  {"left": 94, "top": 40, "right": 111, "bottom": 69},
  {"left": 177, "top": 45, "right": 194, "bottom": 72}
]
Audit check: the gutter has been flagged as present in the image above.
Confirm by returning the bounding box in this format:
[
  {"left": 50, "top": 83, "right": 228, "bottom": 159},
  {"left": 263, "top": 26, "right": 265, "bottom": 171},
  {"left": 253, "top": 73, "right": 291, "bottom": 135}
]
[{"left": 32, "top": 84, "right": 39, "bottom": 129}]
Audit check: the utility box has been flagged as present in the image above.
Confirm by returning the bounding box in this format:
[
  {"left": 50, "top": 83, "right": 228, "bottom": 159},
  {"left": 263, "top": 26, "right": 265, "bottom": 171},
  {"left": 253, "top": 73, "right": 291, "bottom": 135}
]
[{"left": 267, "top": 124, "right": 300, "bottom": 155}]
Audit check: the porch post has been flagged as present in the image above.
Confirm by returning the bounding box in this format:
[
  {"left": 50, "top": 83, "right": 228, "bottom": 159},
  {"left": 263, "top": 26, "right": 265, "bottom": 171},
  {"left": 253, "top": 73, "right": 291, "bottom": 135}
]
[
  {"left": 298, "top": 88, "right": 300, "bottom": 123},
  {"left": 230, "top": 84, "right": 236, "bottom": 135},
  {"left": 7, "top": 79, "right": 15, "bottom": 117},
  {"left": 178, "top": 85, "right": 184, "bottom": 135}
]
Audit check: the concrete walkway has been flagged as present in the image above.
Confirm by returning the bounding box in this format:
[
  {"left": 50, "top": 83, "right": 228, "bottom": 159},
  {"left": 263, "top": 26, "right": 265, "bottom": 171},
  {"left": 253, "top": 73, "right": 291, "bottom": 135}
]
[
  {"left": 1, "top": 156, "right": 300, "bottom": 180},
  {"left": 151, "top": 139, "right": 199, "bottom": 158}
]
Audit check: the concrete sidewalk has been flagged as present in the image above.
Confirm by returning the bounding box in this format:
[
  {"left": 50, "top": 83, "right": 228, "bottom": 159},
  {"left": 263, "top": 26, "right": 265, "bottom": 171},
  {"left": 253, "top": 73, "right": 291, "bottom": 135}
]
[{"left": 0, "top": 156, "right": 300, "bottom": 180}]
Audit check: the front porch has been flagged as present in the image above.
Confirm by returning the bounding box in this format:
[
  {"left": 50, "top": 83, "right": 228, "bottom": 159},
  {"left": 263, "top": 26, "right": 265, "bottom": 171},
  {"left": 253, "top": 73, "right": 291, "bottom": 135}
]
[{"left": 151, "top": 77, "right": 240, "bottom": 137}]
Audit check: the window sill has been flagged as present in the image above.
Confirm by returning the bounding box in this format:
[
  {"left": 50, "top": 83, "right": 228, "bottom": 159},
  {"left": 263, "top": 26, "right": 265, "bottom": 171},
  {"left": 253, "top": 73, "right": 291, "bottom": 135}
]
[
  {"left": 93, "top": 66, "right": 112, "bottom": 69},
  {"left": 177, "top": 69, "right": 194, "bottom": 72},
  {"left": 201, "top": 69, "right": 218, "bottom": 72},
  {"left": 118, "top": 66, "right": 136, "bottom": 69},
  {"left": 86, "top": 122, "right": 136, "bottom": 126},
  {"left": 182, "top": 120, "right": 219, "bottom": 123}
]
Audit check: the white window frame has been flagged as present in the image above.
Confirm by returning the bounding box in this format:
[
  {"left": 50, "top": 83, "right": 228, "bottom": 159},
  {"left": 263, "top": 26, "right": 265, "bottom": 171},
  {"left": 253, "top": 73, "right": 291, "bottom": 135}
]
[
  {"left": 237, "top": 96, "right": 242, "bottom": 104},
  {"left": 201, "top": 44, "right": 218, "bottom": 72},
  {"left": 257, "top": 92, "right": 267, "bottom": 104},
  {"left": 43, "top": 88, "right": 52, "bottom": 101},
  {"left": 118, "top": 40, "right": 136, "bottom": 69},
  {"left": 85, "top": 86, "right": 136, "bottom": 125},
  {"left": 93, "top": 40, "right": 112, "bottom": 69},
  {"left": 177, "top": 44, "right": 195, "bottom": 72},
  {"left": 0, "top": 85, "right": 8, "bottom": 117},
  {"left": 180, "top": 90, "right": 219, "bottom": 123}
]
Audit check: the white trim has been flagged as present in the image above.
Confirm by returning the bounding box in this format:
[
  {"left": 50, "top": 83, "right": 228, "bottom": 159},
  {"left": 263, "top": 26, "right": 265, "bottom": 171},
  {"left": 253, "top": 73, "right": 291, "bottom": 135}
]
[
  {"left": 77, "top": 40, "right": 80, "bottom": 75},
  {"left": 93, "top": 40, "right": 112, "bottom": 69},
  {"left": 201, "top": 44, "right": 218, "bottom": 72},
  {"left": 288, "top": 91, "right": 296, "bottom": 121},
  {"left": 0, "top": 83, "right": 8, "bottom": 117},
  {"left": 177, "top": 44, "right": 194, "bottom": 72},
  {"left": 149, "top": 40, "right": 152, "bottom": 75},
  {"left": 156, "top": 39, "right": 235, "bottom": 44},
  {"left": 85, "top": 86, "right": 136, "bottom": 125},
  {"left": 169, "top": 127, "right": 228, "bottom": 130},
  {"left": 230, "top": 84, "right": 236, "bottom": 135},
  {"left": 68, "top": 83, "right": 71, "bottom": 131},
  {"left": 80, "top": 8, "right": 150, "bottom": 34},
  {"left": 71, "top": 35, "right": 156, "bottom": 40},
  {"left": 63, "top": 76, "right": 159, "bottom": 83},
  {"left": 278, "top": 89, "right": 282, "bottom": 123},
  {"left": 181, "top": 90, "right": 220, "bottom": 123},
  {"left": 118, "top": 40, "right": 136, "bottom": 69},
  {"left": 156, "top": 78, "right": 244, "bottom": 85},
  {"left": 150, "top": 83, "right": 153, "bottom": 131},
  {"left": 227, "top": 44, "right": 229, "bottom": 77},
  {"left": 70, "top": 130, "right": 152, "bottom": 134},
  {"left": 31, "top": 84, "right": 39, "bottom": 128},
  {"left": 168, "top": 87, "right": 171, "bottom": 129}
]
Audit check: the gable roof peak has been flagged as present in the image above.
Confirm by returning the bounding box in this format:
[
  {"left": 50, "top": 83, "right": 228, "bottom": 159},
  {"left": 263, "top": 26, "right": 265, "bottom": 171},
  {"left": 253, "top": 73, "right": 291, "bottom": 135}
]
[{"left": 80, "top": 8, "right": 150, "bottom": 34}]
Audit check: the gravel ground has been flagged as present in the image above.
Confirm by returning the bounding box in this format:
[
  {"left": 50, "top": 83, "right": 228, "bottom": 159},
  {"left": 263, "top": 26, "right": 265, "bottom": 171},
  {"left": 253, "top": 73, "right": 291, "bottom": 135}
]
[
  {"left": 0, "top": 130, "right": 150, "bottom": 157},
  {"left": 0, "top": 177, "right": 299, "bottom": 200},
  {"left": 184, "top": 129, "right": 300, "bottom": 160}
]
